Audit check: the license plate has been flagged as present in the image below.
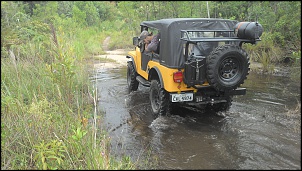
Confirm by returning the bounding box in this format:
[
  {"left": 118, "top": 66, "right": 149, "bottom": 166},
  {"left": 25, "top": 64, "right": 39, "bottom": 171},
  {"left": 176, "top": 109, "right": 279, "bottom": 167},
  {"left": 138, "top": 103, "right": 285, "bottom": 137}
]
[{"left": 171, "top": 93, "right": 193, "bottom": 102}]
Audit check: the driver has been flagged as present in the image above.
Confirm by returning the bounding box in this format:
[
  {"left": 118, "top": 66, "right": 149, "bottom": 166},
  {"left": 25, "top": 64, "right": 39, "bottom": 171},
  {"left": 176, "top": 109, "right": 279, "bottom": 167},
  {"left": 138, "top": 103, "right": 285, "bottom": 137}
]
[{"left": 139, "top": 30, "right": 160, "bottom": 53}]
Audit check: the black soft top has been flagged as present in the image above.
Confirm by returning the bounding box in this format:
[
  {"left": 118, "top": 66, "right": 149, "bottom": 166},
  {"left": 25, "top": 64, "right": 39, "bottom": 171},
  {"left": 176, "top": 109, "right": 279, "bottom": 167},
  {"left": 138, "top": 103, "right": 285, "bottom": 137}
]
[{"left": 140, "top": 18, "right": 238, "bottom": 68}]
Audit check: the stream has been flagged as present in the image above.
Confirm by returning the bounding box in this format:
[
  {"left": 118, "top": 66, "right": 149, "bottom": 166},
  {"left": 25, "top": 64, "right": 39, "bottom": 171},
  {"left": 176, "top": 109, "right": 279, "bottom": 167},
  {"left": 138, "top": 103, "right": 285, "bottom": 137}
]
[{"left": 91, "top": 61, "right": 301, "bottom": 169}]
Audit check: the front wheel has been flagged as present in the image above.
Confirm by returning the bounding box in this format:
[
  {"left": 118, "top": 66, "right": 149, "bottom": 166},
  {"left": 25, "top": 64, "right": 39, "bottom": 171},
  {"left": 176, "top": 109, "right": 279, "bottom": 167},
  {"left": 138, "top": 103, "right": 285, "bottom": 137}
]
[
  {"left": 149, "top": 79, "right": 170, "bottom": 118},
  {"left": 127, "top": 61, "right": 139, "bottom": 93}
]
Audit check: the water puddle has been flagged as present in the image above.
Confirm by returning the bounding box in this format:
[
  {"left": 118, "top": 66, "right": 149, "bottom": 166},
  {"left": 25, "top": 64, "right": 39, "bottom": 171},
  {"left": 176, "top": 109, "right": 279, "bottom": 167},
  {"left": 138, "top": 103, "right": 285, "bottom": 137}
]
[{"left": 93, "top": 65, "right": 301, "bottom": 169}]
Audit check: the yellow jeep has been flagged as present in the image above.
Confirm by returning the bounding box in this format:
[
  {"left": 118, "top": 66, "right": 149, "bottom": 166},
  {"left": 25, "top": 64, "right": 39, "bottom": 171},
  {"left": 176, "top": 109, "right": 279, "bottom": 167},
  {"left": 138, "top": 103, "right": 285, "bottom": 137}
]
[{"left": 126, "top": 18, "right": 263, "bottom": 117}]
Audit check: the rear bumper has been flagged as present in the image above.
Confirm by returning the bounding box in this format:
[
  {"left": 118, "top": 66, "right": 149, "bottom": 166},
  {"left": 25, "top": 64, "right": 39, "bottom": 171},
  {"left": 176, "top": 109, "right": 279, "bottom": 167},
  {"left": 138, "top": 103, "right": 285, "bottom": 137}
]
[{"left": 169, "top": 87, "right": 246, "bottom": 103}]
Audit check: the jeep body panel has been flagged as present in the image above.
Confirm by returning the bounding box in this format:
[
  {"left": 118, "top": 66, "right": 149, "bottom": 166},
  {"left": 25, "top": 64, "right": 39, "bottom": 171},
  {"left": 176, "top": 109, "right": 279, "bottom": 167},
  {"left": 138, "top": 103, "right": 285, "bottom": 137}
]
[{"left": 128, "top": 47, "right": 207, "bottom": 92}]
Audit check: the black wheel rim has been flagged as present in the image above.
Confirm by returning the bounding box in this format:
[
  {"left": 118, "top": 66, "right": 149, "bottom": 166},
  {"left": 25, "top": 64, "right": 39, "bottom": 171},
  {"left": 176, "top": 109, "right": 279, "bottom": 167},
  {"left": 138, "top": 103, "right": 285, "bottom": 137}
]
[{"left": 219, "top": 57, "right": 241, "bottom": 80}]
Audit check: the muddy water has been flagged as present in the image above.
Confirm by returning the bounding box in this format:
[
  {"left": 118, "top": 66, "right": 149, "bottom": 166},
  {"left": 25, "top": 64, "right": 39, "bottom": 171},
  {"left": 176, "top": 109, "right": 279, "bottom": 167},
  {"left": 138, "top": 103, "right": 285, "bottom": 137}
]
[{"left": 91, "top": 65, "right": 301, "bottom": 169}]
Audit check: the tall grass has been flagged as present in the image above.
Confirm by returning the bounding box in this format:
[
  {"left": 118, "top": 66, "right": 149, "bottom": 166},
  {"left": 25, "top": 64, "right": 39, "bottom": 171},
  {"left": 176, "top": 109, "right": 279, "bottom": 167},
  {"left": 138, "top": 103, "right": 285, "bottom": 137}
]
[
  {"left": 289, "top": 50, "right": 301, "bottom": 82},
  {"left": 1, "top": 23, "right": 137, "bottom": 169}
]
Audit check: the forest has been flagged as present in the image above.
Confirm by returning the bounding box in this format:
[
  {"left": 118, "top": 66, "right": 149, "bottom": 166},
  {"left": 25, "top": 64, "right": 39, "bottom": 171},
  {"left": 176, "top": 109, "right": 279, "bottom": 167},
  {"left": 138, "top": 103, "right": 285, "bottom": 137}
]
[{"left": 1, "top": 1, "right": 301, "bottom": 170}]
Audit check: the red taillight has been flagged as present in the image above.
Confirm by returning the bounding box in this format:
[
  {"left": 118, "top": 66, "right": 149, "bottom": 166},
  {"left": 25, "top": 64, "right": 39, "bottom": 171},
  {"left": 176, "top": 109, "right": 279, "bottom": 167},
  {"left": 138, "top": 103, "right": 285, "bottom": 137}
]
[{"left": 173, "top": 71, "right": 183, "bottom": 83}]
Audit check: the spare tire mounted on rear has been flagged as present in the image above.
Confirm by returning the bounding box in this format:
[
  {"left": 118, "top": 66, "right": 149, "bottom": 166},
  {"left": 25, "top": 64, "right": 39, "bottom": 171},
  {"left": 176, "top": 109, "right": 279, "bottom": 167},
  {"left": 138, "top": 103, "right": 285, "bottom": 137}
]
[{"left": 206, "top": 44, "right": 250, "bottom": 92}]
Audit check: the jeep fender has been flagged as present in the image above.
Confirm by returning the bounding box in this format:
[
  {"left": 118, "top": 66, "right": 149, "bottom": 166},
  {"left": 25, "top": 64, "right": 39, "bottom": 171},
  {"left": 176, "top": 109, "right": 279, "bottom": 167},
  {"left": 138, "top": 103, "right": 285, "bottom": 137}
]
[
  {"left": 126, "top": 55, "right": 136, "bottom": 72},
  {"left": 148, "top": 66, "right": 164, "bottom": 89}
]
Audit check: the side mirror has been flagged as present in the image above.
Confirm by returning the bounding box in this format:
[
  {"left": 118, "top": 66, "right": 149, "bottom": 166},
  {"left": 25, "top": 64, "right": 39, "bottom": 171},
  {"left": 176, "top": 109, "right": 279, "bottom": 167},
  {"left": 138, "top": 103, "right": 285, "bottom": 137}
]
[
  {"left": 133, "top": 37, "right": 140, "bottom": 46},
  {"left": 133, "top": 36, "right": 145, "bottom": 52}
]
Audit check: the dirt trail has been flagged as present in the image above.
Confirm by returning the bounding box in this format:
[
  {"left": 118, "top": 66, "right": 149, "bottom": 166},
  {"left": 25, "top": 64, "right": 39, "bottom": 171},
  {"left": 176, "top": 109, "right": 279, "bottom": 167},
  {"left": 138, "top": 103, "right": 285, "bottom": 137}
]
[
  {"left": 102, "top": 36, "right": 111, "bottom": 51},
  {"left": 93, "top": 36, "right": 129, "bottom": 69}
]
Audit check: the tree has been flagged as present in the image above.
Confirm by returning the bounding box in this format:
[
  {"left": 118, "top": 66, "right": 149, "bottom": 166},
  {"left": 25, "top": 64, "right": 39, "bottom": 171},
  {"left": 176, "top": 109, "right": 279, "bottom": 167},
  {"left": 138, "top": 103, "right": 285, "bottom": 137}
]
[
  {"left": 32, "top": 1, "right": 59, "bottom": 23},
  {"left": 72, "top": 5, "right": 86, "bottom": 27},
  {"left": 84, "top": 2, "right": 99, "bottom": 26},
  {"left": 58, "top": 1, "right": 74, "bottom": 18}
]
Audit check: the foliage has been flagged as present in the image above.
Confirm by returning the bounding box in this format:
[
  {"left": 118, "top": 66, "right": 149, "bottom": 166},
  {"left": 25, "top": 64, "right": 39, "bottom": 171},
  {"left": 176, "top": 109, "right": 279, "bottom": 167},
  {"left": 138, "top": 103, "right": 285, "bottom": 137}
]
[
  {"left": 33, "top": 140, "right": 66, "bottom": 170},
  {"left": 93, "top": 1, "right": 116, "bottom": 21},
  {"left": 83, "top": 1, "right": 99, "bottom": 26},
  {"left": 32, "top": 1, "right": 59, "bottom": 23},
  {"left": 57, "top": 1, "right": 74, "bottom": 18},
  {"left": 72, "top": 5, "right": 86, "bottom": 27},
  {"left": 289, "top": 50, "right": 301, "bottom": 81},
  {"left": 71, "top": 127, "right": 87, "bottom": 141}
]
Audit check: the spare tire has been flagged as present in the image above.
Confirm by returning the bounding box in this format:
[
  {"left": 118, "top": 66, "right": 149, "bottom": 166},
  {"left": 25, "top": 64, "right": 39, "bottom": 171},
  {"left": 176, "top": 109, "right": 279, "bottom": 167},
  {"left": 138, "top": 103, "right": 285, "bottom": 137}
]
[{"left": 206, "top": 44, "right": 250, "bottom": 92}]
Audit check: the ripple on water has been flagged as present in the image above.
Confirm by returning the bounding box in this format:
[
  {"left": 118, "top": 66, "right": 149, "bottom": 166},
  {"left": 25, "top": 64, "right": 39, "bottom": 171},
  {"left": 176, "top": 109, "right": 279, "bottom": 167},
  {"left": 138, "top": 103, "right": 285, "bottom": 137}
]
[{"left": 149, "top": 116, "right": 171, "bottom": 131}]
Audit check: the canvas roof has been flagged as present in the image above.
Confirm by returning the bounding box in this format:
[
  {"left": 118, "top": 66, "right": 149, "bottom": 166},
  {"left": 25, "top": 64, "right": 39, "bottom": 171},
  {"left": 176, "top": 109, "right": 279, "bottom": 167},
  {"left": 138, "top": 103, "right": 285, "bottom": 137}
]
[{"left": 140, "top": 18, "right": 238, "bottom": 68}]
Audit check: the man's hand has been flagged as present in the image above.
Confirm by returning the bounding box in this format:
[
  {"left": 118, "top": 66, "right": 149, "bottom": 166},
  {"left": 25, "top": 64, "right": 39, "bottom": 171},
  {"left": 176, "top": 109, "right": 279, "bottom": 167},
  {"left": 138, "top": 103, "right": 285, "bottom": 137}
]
[{"left": 145, "top": 43, "right": 149, "bottom": 52}]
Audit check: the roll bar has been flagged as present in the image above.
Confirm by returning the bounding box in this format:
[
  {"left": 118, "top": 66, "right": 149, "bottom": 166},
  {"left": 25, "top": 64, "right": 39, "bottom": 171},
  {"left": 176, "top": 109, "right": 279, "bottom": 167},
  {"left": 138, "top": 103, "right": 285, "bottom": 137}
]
[{"left": 180, "top": 30, "right": 261, "bottom": 44}]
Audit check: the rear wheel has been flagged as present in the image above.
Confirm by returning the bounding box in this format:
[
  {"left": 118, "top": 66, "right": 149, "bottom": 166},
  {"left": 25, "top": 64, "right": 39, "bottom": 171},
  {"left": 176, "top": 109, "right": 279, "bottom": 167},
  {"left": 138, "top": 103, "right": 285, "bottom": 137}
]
[
  {"left": 127, "top": 62, "right": 139, "bottom": 93},
  {"left": 150, "top": 79, "right": 170, "bottom": 118}
]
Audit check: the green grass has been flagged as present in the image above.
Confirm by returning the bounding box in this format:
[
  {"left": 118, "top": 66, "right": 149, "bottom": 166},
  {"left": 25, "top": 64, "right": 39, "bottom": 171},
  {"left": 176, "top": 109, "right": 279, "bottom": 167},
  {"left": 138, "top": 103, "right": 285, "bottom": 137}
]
[{"left": 0, "top": 23, "right": 141, "bottom": 169}]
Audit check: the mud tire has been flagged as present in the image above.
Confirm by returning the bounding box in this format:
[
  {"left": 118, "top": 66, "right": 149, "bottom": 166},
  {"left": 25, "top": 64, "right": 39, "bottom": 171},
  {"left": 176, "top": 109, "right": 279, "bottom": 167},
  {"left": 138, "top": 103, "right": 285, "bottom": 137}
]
[
  {"left": 150, "top": 79, "right": 170, "bottom": 118},
  {"left": 206, "top": 44, "right": 250, "bottom": 92},
  {"left": 127, "top": 61, "right": 139, "bottom": 93}
]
